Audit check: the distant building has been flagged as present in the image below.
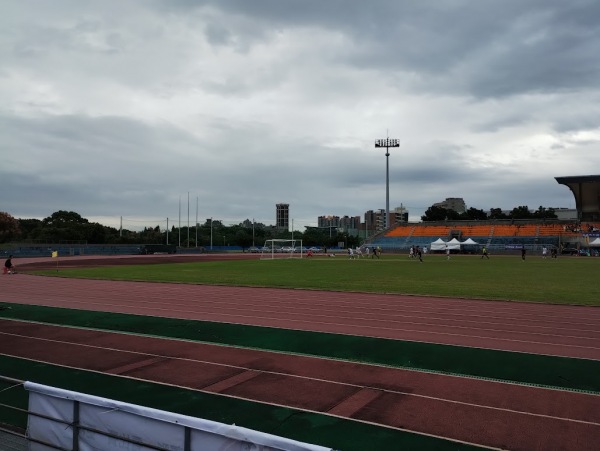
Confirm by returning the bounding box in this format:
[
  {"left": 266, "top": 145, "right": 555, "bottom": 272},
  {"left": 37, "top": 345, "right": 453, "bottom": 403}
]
[
  {"left": 391, "top": 205, "right": 409, "bottom": 224},
  {"left": 362, "top": 206, "right": 408, "bottom": 235},
  {"left": 552, "top": 208, "right": 578, "bottom": 221},
  {"left": 318, "top": 215, "right": 339, "bottom": 229},
  {"left": 433, "top": 198, "right": 466, "bottom": 214},
  {"left": 364, "top": 209, "right": 386, "bottom": 233},
  {"left": 318, "top": 215, "right": 361, "bottom": 234},
  {"left": 276, "top": 203, "right": 289, "bottom": 231}
]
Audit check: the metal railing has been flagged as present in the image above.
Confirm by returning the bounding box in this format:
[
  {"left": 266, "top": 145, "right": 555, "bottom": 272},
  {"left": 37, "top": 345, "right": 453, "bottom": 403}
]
[{"left": 0, "top": 375, "right": 191, "bottom": 451}]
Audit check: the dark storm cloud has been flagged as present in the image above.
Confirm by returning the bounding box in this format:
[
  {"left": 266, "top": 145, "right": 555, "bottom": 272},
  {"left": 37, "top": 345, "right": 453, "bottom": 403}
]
[
  {"left": 2, "top": 0, "right": 598, "bottom": 225},
  {"left": 164, "top": 0, "right": 600, "bottom": 99}
]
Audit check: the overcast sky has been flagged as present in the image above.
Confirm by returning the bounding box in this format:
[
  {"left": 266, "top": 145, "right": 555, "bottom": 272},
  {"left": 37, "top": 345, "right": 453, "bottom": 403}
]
[{"left": 2, "top": 0, "right": 599, "bottom": 230}]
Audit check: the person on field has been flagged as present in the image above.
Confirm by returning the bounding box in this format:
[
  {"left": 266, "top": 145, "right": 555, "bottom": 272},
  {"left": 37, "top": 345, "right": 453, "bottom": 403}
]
[
  {"left": 521, "top": 245, "right": 527, "bottom": 261},
  {"left": 481, "top": 246, "right": 489, "bottom": 259},
  {"left": 4, "top": 255, "right": 15, "bottom": 274},
  {"left": 416, "top": 246, "right": 423, "bottom": 262},
  {"left": 542, "top": 246, "right": 547, "bottom": 259},
  {"left": 446, "top": 244, "right": 451, "bottom": 260}
]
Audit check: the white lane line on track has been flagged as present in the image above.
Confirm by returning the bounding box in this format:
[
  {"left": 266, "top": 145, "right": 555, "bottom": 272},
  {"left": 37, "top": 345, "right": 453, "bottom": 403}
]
[
  {"left": 33, "top": 292, "right": 600, "bottom": 336},
  {"left": 6, "top": 275, "right": 600, "bottom": 323},
  {"left": 2, "top": 331, "right": 599, "bottom": 427},
  {"left": 0, "top": 352, "right": 503, "bottom": 451},
  {"left": 14, "top": 299, "right": 600, "bottom": 354}
]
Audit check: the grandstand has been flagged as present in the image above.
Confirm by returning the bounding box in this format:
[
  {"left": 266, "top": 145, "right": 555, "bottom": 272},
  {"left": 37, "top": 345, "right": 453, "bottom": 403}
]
[
  {"left": 370, "top": 174, "right": 600, "bottom": 254},
  {"left": 369, "top": 220, "right": 600, "bottom": 254}
]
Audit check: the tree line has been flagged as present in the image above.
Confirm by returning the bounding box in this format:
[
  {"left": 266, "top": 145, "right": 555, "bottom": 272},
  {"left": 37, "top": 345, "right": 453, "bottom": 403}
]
[
  {"left": 420, "top": 205, "right": 558, "bottom": 221},
  {"left": 1, "top": 206, "right": 560, "bottom": 248},
  {"left": 0, "top": 210, "right": 361, "bottom": 249}
]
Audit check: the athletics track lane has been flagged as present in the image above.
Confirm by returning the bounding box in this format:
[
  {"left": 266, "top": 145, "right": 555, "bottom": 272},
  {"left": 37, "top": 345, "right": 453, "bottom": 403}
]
[
  {"left": 1, "top": 274, "right": 600, "bottom": 359},
  {"left": 1, "top": 319, "right": 599, "bottom": 451}
]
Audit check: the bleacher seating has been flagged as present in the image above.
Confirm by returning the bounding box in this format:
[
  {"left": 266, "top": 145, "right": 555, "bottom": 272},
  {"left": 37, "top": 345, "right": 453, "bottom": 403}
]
[
  {"left": 386, "top": 226, "right": 414, "bottom": 237},
  {"left": 491, "top": 225, "right": 518, "bottom": 237},
  {"left": 409, "top": 226, "right": 452, "bottom": 237},
  {"left": 515, "top": 225, "right": 537, "bottom": 236},
  {"left": 458, "top": 225, "right": 494, "bottom": 237},
  {"left": 373, "top": 221, "right": 582, "bottom": 252}
]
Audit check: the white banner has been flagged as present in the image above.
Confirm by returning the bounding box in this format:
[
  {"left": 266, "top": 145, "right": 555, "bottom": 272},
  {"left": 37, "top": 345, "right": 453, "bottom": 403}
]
[{"left": 25, "top": 382, "right": 334, "bottom": 451}]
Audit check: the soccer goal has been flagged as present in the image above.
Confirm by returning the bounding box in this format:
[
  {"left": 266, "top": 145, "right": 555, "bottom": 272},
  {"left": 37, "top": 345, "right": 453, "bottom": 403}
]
[{"left": 260, "top": 239, "right": 303, "bottom": 259}]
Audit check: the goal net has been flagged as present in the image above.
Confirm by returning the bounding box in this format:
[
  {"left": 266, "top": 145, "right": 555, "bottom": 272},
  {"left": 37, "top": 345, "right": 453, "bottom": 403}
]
[{"left": 260, "top": 239, "right": 303, "bottom": 259}]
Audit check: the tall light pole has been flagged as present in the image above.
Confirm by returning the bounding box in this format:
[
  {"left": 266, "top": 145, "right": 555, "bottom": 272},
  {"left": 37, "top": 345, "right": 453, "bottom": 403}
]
[
  {"left": 375, "top": 137, "right": 400, "bottom": 229},
  {"left": 187, "top": 192, "right": 190, "bottom": 248}
]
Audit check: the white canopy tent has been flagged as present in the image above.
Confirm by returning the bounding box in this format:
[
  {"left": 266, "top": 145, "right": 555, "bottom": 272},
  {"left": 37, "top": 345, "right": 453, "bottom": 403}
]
[
  {"left": 430, "top": 238, "right": 447, "bottom": 251},
  {"left": 447, "top": 238, "right": 461, "bottom": 250},
  {"left": 461, "top": 238, "right": 479, "bottom": 245},
  {"left": 430, "top": 238, "right": 461, "bottom": 251},
  {"left": 588, "top": 237, "right": 600, "bottom": 247}
]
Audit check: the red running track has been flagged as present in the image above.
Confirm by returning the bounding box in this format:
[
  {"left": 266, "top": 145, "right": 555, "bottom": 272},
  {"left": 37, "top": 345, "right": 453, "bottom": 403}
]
[
  {"left": 1, "top": 274, "right": 600, "bottom": 360},
  {"left": 1, "top": 269, "right": 600, "bottom": 449}
]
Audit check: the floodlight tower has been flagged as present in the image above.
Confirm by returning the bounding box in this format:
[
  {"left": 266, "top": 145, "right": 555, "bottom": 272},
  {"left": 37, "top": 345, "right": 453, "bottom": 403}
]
[{"left": 375, "top": 136, "right": 400, "bottom": 229}]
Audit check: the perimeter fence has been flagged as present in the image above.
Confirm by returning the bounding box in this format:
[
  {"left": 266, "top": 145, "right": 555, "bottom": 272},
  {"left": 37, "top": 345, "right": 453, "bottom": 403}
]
[{"left": 0, "top": 375, "right": 332, "bottom": 451}]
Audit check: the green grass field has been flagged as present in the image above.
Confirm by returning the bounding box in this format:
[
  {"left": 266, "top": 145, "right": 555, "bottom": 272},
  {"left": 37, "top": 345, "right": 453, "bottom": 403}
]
[{"left": 37, "top": 253, "right": 600, "bottom": 305}]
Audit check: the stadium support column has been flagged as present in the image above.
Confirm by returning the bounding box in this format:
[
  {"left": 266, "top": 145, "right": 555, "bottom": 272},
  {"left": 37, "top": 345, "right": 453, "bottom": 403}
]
[{"left": 375, "top": 136, "right": 400, "bottom": 229}]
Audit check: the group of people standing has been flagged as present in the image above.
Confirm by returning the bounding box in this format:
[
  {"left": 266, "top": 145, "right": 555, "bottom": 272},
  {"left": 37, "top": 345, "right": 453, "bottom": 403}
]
[{"left": 541, "top": 246, "right": 558, "bottom": 259}]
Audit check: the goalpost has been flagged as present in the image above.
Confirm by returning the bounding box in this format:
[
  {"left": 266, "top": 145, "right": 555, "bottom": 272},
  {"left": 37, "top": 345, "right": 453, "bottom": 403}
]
[{"left": 260, "top": 239, "right": 303, "bottom": 259}]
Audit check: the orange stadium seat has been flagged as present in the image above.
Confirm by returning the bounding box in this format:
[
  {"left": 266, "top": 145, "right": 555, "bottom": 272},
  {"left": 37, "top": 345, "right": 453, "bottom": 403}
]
[
  {"left": 386, "top": 226, "right": 413, "bottom": 237},
  {"left": 491, "top": 225, "right": 518, "bottom": 237},
  {"left": 456, "top": 225, "right": 493, "bottom": 237},
  {"left": 516, "top": 225, "right": 538, "bottom": 236},
  {"left": 537, "top": 224, "right": 564, "bottom": 236},
  {"left": 385, "top": 222, "right": 593, "bottom": 241},
  {"left": 410, "top": 226, "right": 452, "bottom": 237}
]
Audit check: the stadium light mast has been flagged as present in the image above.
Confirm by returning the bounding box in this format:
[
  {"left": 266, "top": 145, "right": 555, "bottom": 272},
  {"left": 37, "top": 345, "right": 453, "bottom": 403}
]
[{"left": 375, "top": 136, "right": 400, "bottom": 229}]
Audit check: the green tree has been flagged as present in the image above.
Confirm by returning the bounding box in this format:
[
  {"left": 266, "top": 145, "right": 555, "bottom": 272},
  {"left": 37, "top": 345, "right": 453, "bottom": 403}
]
[
  {"left": 421, "top": 206, "right": 448, "bottom": 221},
  {"left": 43, "top": 210, "right": 89, "bottom": 226},
  {"left": 421, "top": 206, "right": 461, "bottom": 221},
  {"left": 510, "top": 206, "right": 532, "bottom": 219},
  {"left": 533, "top": 206, "right": 557, "bottom": 219},
  {"left": 302, "top": 227, "right": 328, "bottom": 247},
  {"left": 235, "top": 229, "right": 253, "bottom": 249},
  {"left": 0, "top": 212, "right": 20, "bottom": 243},
  {"left": 460, "top": 207, "right": 488, "bottom": 220},
  {"left": 489, "top": 208, "right": 508, "bottom": 220},
  {"left": 17, "top": 218, "right": 43, "bottom": 240}
]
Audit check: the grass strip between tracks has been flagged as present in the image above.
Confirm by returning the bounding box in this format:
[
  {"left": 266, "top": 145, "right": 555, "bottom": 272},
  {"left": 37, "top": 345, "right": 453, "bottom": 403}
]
[
  {"left": 1, "top": 302, "right": 599, "bottom": 393},
  {"left": 0, "top": 355, "right": 483, "bottom": 451}
]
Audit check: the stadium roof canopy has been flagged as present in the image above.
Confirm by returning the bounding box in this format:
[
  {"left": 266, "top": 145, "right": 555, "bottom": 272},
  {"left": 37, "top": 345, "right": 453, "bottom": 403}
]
[{"left": 555, "top": 175, "right": 600, "bottom": 222}]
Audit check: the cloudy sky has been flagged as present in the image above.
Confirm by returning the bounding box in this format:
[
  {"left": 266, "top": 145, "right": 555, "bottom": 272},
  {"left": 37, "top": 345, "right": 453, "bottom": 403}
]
[{"left": 2, "top": 0, "right": 599, "bottom": 230}]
